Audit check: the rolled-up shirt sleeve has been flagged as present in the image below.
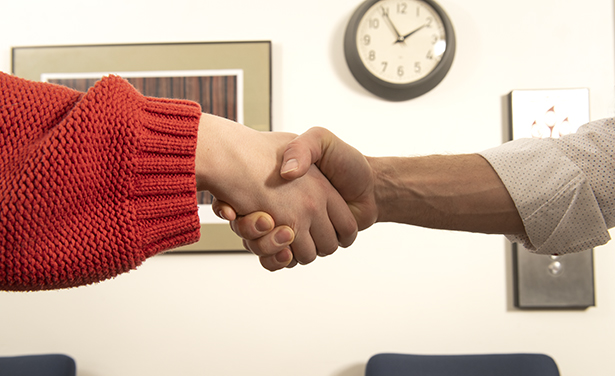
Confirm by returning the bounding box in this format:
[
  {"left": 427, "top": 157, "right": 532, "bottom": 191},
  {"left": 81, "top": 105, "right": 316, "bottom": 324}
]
[{"left": 479, "top": 118, "right": 615, "bottom": 255}]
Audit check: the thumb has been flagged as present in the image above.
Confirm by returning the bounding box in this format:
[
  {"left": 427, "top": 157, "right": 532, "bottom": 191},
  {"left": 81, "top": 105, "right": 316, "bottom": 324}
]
[{"left": 280, "top": 127, "right": 334, "bottom": 180}]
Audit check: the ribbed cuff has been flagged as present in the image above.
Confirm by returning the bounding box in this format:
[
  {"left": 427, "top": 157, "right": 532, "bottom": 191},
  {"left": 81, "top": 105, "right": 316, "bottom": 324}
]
[{"left": 133, "top": 95, "right": 202, "bottom": 257}]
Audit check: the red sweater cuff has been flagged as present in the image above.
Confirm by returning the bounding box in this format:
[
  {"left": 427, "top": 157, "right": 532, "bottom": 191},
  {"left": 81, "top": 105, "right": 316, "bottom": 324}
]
[{"left": 131, "top": 87, "right": 202, "bottom": 257}]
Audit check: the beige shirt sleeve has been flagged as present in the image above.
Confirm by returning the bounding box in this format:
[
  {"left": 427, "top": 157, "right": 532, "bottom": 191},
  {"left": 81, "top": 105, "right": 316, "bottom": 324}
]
[{"left": 479, "top": 118, "right": 615, "bottom": 255}]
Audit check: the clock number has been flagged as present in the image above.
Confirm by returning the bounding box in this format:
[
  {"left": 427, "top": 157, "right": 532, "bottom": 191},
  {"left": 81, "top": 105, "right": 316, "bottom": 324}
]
[
  {"left": 382, "top": 62, "right": 388, "bottom": 72},
  {"left": 426, "top": 49, "right": 434, "bottom": 60},
  {"left": 364, "top": 34, "right": 371, "bottom": 46},
  {"left": 426, "top": 17, "right": 433, "bottom": 27},
  {"left": 397, "top": 2, "right": 407, "bottom": 14},
  {"left": 369, "top": 50, "right": 376, "bottom": 61},
  {"left": 397, "top": 66, "right": 404, "bottom": 77},
  {"left": 414, "top": 62, "right": 421, "bottom": 73},
  {"left": 369, "top": 18, "right": 380, "bottom": 29}
]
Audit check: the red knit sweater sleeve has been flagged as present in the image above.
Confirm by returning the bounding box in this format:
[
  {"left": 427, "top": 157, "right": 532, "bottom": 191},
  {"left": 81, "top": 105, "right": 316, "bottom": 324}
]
[{"left": 0, "top": 73, "right": 201, "bottom": 291}]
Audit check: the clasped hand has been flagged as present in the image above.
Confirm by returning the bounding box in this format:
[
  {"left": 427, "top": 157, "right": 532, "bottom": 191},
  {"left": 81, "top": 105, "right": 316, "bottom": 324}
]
[
  {"left": 197, "top": 115, "right": 366, "bottom": 270},
  {"left": 208, "top": 125, "right": 378, "bottom": 271}
]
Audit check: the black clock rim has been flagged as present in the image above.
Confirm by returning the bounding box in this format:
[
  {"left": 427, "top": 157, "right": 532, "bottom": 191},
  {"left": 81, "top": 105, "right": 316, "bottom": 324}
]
[{"left": 344, "top": 0, "right": 456, "bottom": 101}]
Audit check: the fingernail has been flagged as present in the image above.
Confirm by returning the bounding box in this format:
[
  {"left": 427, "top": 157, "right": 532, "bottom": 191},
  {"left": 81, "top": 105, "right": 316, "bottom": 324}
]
[
  {"left": 281, "top": 159, "right": 299, "bottom": 174},
  {"left": 275, "top": 249, "right": 292, "bottom": 264},
  {"left": 255, "top": 216, "right": 273, "bottom": 232},
  {"left": 218, "top": 210, "right": 228, "bottom": 221},
  {"left": 274, "top": 228, "right": 293, "bottom": 245}
]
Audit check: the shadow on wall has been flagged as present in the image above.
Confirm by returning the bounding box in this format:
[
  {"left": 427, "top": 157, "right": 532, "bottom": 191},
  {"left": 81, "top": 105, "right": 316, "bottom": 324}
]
[{"left": 333, "top": 363, "right": 366, "bottom": 376}]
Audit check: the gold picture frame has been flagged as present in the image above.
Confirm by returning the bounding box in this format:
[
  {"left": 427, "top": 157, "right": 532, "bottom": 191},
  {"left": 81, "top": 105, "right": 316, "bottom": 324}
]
[{"left": 12, "top": 41, "right": 272, "bottom": 252}]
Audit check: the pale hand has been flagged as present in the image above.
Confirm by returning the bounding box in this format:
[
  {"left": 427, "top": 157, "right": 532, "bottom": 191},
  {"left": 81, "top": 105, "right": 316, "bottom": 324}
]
[
  {"left": 196, "top": 116, "right": 358, "bottom": 269},
  {"left": 213, "top": 127, "right": 378, "bottom": 270}
]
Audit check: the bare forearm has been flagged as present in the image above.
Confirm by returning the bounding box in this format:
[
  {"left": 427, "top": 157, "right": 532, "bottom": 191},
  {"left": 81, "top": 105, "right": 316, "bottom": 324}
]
[{"left": 369, "top": 154, "right": 525, "bottom": 235}]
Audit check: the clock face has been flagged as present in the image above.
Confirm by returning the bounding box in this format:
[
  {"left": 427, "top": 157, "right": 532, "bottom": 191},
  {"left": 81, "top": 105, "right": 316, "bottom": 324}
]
[{"left": 356, "top": 0, "right": 448, "bottom": 84}]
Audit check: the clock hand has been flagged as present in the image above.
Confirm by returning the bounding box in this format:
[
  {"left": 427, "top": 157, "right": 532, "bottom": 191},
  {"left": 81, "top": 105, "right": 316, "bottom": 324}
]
[
  {"left": 395, "top": 24, "right": 428, "bottom": 44},
  {"left": 380, "top": 7, "right": 405, "bottom": 43}
]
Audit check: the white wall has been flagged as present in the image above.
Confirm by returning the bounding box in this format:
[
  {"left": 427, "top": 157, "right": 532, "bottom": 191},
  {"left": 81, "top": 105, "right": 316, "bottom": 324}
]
[{"left": 1, "top": 0, "right": 614, "bottom": 375}]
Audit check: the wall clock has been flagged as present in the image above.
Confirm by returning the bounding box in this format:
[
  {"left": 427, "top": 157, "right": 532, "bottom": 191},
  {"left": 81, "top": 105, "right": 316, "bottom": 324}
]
[{"left": 344, "top": 0, "right": 456, "bottom": 101}]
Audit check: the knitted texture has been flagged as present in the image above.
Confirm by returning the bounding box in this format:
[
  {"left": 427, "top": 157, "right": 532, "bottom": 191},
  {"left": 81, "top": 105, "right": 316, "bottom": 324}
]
[{"left": 0, "top": 73, "right": 201, "bottom": 291}]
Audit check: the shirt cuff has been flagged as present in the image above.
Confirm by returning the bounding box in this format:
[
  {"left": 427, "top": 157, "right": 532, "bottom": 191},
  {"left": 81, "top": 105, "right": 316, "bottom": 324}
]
[{"left": 479, "top": 138, "right": 610, "bottom": 254}]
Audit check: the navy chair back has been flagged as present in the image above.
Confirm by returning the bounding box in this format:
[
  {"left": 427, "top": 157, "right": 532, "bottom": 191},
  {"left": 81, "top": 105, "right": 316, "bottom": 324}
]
[
  {"left": 0, "top": 354, "right": 76, "bottom": 376},
  {"left": 365, "top": 353, "right": 559, "bottom": 376}
]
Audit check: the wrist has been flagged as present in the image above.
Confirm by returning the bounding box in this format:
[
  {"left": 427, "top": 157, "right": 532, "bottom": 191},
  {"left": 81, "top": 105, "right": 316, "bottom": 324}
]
[
  {"left": 368, "top": 156, "right": 414, "bottom": 224},
  {"left": 194, "top": 114, "right": 297, "bottom": 215},
  {"left": 195, "top": 113, "right": 241, "bottom": 192}
]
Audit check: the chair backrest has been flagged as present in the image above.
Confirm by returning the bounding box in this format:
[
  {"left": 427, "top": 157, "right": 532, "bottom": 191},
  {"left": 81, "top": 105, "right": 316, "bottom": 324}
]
[
  {"left": 365, "top": 353, "right": 559, "bottom": 376},
  {"left": 0, "top": 354, "right": 76, "bottom": 376}
]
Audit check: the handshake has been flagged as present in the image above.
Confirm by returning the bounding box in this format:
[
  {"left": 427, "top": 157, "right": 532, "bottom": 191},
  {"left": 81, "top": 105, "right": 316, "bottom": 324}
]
[
  {"left": 197, "top": 114, "right": 523, "bottom": 272},
  {"left": 214, "top": 126, "right": 377, "bottom": 272}
]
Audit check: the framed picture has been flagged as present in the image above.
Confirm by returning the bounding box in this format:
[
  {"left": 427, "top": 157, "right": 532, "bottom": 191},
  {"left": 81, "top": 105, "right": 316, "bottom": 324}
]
[
  {"left": 510, "top": 88, "right": 589, "bottom": 139},
  {"left": 509, "top": 88, "right": 595, "bottom": 309},
  {"left": 12, "top": 41, "right": 272, "bottom": 252}
]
